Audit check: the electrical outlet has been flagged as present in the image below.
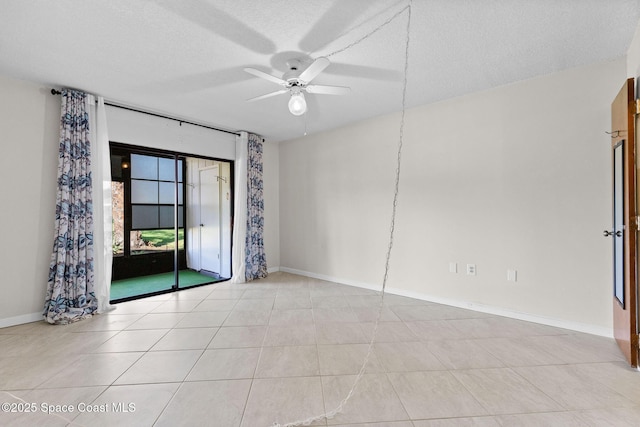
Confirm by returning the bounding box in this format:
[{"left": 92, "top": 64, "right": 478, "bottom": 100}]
[
  {"left": 449, "top": 262, "right": 458, "bottom": 273},
  {"left": 466, "top": 264, "right": 476, "bottom": 276},
  {"left": 507, "top": 269, "right": 517, "bottom": 282}
]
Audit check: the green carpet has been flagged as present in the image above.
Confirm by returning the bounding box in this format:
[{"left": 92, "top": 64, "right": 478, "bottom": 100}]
[{"left": 110, "top": 270, "right": 222, "bottom": 301}]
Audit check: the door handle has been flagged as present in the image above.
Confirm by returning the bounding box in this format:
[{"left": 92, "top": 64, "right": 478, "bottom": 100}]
[
  {"left": 604, "top": 230, "right": 624, "bottom": 237},
  {"left": 615, "top": 230, "right": 623, "bottom": 237},
  {"left": 200, "top": 224, "right": 204, "bottom": 227}
]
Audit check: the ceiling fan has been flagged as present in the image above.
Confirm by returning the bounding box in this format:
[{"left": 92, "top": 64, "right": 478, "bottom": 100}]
[{"left": 244, "top": 57, "right": 351, "bottom": 116}]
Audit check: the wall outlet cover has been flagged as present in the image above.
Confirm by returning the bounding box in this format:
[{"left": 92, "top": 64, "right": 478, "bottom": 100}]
[{"left": 466, "top": 264, "right": 476, "bottom": 276}]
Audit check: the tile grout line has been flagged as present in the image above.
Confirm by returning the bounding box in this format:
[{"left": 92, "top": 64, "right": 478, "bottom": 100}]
[{"left": 152, "top": 292, "right": 217, "bottom": 426}]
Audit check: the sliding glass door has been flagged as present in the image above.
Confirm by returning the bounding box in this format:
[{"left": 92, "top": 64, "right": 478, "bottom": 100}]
[{"left": 109, "top": 143, "right": 232, "bottom": 302}]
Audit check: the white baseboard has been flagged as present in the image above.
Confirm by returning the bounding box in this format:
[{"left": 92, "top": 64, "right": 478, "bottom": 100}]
[
  {"left": 0, "top": 312, "right": 43, "bottom": 329},
  {"left": 279, "top": 267, "right": 381, "bottom": 292},
  {"left": 267, "top": 266, "right": 281, "bottom": 274},
  {"left": 385, "top": 286, "right": 613, "bottom": 338},
  {"left": 279, "top": 267, "right": 614, "bottom": 338}
]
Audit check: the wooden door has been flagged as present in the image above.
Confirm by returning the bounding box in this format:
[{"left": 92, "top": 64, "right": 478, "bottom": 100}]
[{"left": 610, "top": 78, "right": 638, "bottom": 367}]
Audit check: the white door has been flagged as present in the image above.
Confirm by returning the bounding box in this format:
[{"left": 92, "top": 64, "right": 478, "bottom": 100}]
[{"left": 199, "top": 166, "right": 221, "bottom": 274}]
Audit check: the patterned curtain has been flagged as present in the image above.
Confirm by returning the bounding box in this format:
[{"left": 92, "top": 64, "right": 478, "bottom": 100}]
[
  {"left": 245, "top": 133, "right": 268, "bottom": 281},
  {"left": 43, "top": 89, "right": 97, "bottom": 324}
]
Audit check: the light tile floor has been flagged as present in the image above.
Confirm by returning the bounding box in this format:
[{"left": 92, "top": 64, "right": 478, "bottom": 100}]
[{"left": 1, "top": 272, "right": 640, "bottom": 426}]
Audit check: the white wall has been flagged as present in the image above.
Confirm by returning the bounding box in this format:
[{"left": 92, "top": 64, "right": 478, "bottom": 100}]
[
  {"left": 279, "top": 58, "right": 626, "bottom": 335},
  {"left": 219, "top": 161, "right": 232, "bottom": 278},
  {"left": 627, "top": 20, "right": 640, "bottom": 78},
  {"left": 106, "top": 106, "right": 236, "bottom": 160},
  {"left": 0, "top": 76, "right": 59, "bottom": 326},
  {"left": 263, "top": 141, "right": 280, "bottom": 271}
]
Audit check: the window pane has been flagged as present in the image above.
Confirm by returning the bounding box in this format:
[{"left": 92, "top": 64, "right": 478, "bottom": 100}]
[
  {"left": 158, "top": 206, "right": 184, "bottom": 228},
  {"left": 131, "top": 180, "right": 158, "bottom": 204},
  {"left": 111, "top": 182, "right": 124, "bottom": 256},
  {"left": 157, "top": 158, "right": 184, "bottom": 182},
  {"left": 158, "top": 157, "right": 176, "bottom": 182},
  {"left": 158, "top": 182, "right": 183, "bottom": 204},
  {"left": 159, "top": 206, "right": 174, "bottom": 228},
  {"left": 131, "top": 154, "right": 157, "bottom": 180},
  {"left": 131, "top": 229, "right": 184, "bottom": 254},
  {"left": 159, "top": 181, "right": 175, "bottom": 204},
  {"left": 132, "top": 205, "right": 158, "bottom": 229}
]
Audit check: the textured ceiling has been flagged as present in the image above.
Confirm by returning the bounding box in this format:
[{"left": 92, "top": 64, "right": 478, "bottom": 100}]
[{"left": 0, "top": 0, "right": 638, "bottom": 142}]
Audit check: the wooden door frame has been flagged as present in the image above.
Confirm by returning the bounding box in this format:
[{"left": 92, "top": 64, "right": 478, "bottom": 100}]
[{"left": 611, "top": 77, "right": 638, "bottom": 367}]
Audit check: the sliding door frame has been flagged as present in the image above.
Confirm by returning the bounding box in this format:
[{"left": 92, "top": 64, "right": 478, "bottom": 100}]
[{"left": 109, "top": 141, "right": 235, "bottom": 302}]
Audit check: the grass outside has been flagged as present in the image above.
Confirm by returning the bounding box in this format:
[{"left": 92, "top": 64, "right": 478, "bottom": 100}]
[
  {"left": 131, "top": 229, "right": 184, "bottom": 254},
  {"left": 140, "top": 229, "right": 184, "bottom": 247}
]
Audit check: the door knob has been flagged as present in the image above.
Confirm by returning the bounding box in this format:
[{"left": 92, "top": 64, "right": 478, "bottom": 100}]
[
  {"left": 200, "top": 224, "right": 204, "bottom": 227},
  {"left": 604, "top": 230, "right": 613, "bottom": 237},
  {"left": 615, "top": 230, "right": 623, "bottom": 237}
]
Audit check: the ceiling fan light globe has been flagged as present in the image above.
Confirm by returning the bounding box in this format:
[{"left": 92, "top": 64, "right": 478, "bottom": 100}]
[{"left": 288, "top": 92, "right": 307, "bottom": 116}]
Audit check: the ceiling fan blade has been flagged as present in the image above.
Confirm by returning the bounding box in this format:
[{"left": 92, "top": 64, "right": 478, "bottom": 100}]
[
  {"left": 298, "top": 57, "right": 330, "bottom": 83},
  {"left": 246, "top": 89, "right": 288, "bottom": 102},
  {"left": 305, "top": 85, "right": 351, "bottom": 95},
  {"left": 244, "top": 68, "right": 287, "bottom": 86}
]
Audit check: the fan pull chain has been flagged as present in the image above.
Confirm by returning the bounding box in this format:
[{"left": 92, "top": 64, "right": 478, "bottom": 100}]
[
  {"left": 271, "top": 1, "right": 413, "bottom": 426},
  {"left": 324, "top": 4, "right": 411, "bottom": 60}
]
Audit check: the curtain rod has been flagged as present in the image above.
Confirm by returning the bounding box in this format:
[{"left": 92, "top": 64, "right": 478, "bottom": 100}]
[{"left": 51, "top": 89, "right": 240, "bottom": 136}]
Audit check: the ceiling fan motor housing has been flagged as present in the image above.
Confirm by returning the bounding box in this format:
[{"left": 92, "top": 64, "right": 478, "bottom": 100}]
[
  {"left": 244, "top": 55, "right": 349, "bottom": 105},
  {"left": 283, "top": 58, "right": 309, "bottom": 85}
]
